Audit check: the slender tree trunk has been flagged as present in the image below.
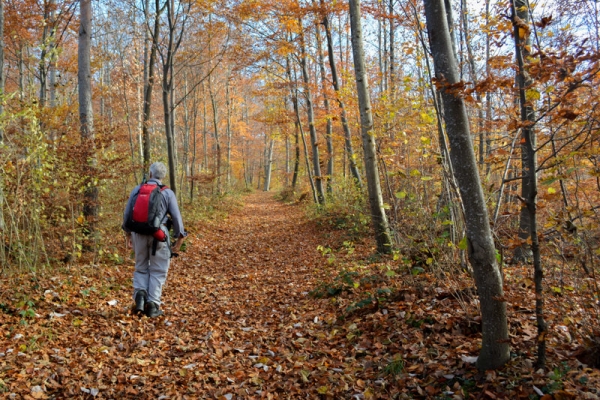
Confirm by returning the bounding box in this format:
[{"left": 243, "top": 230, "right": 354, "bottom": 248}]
[
  {"left": 209, "top": 77, "right": 222, "bottom": 194},
  {"left": 287, "top": 57, "right": 318, "bottom": 203},
  {"left": 315, "top": 19, "right": 334, "bottom": 194},
  {"left": 78, "top": 0, "right": 98, "bottom": 234},
  {"left": 290, "top": 96, "right": 301, "bottom": 190},
  {"left": 162, "top": 42, "right": 176, "bottom": 191},
  {"left": 263, "top": 137, "right": 274, "bottom": 191},
  {"left": 226, "top": 75, "right": 233, "bottom": 189},
  {"left": 299, "top": 20, "right": 325, "bottom": 205},
  {"left": 39, "top": 1, "right": 51, "bottom": 108},
  {"left": 389, "top": 0, "right": 395, "bottom": 95},
  {"left": 349, "top": 0, "right": 393, "bottom": 253},
  {"left": 512, "top": 0, "right": 535, "bottom": 264},
  {"left": 190, "top": 88, "right": 199, "bottom": 202},
  {"left": 142, "top": 0, "right": 163, "bottom": 172},
  {"left": 511, "top": 0, "right": 546, "bottom": 368},
  {"left": 423, "top": 0, "right": 510, "bottom": 370},
  {"left": 321, "top": 2, "right": 362, "bottom": 187},
  {"left": 460, "top": 0, "right": 485, "bottom": 167},
  {"left": 202, "top": 83, "right": 208, "bottom": 172}
]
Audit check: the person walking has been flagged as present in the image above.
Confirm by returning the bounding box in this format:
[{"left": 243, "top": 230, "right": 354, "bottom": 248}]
[{"left": 122, "top": 162, "right": 186, "bottom": 317}]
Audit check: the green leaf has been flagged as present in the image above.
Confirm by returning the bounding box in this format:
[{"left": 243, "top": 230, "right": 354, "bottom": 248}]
[
  {"left": 458, "top": 236, "right": 468, "bottom": 250},
  {"left": 395, "top": 191, "right": 407, "bottom": 199},
  {"left": 385, "top": 270, "right": 396, "bottom": 277},
  {"left": 300, "top": 370, "right": 310, "bottom": 382}
]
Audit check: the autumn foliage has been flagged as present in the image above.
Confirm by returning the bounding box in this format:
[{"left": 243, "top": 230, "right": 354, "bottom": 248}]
[{"left": 1, "top": 0, "right": 600, "bottom": 398}]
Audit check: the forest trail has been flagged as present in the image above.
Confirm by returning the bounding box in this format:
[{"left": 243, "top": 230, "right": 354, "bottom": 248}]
[{"left": 3, "top": 192, "right": 599, "bottom": 399}]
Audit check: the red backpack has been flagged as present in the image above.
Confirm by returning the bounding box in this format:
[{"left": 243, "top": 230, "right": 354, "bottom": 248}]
[{"left": 125, "top": 183, "right": 169, "bottom": 241}]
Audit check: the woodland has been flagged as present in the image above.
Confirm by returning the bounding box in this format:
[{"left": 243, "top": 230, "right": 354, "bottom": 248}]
[{"left": 1, "top": 0, "right": 600, "bottom": 398}]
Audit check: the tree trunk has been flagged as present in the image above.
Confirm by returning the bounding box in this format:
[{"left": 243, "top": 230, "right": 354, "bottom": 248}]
[
  {"left": 512, "top": 0, "right": 535, "bottom": 264},
  {"left": 460, "top": 0, "right": 486, "bottom": 167},
  {"left": 287, "top": 56, "right": 318, "bottom": 203},
  {"left": 348, "top": 0, "right": 393, "bottom": 254},
  {"left": 299, "top": 19, "right": 325, "bottom": 205},
  {"left": 321, "top": 1, "right": 362, "bottom": 187},
  {"left": 291, "top": 96, "right": 301, "bottom": 190},
  {"left": 423, "top": 0, "right": 510, "bottom": 370},
  {"left": 511, "top": 0, "right": 546, "bottom": 368},
  {"left": 209, "top": 78, "right": 222, "bottom": 194},
  {"left": 202, "top": 83, "right": 208, "bottom": 172},
  {"left": 263, "top": 137, "right": 274, "bottom": 191},
  {"left": 314, "top": 10, "right": 334, "bottom": 194},
  {"left": 226, "top": 75, "right": 233, "bottom": 189},
  {"left": 142, "top": 0, "right": 163, "bottom": 172},
  {"left": 78, "top": 0, "right": 98, "bottom": 234}
]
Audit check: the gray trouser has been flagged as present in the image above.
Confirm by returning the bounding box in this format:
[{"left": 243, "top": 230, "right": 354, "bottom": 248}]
[{"left": 132, "top": 231, "right": 170, "bottom": 305}]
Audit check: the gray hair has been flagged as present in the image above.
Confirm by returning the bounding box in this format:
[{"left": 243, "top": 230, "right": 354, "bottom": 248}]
[{"left": 149, "top": 162, "right": 167, "bottom": 180}]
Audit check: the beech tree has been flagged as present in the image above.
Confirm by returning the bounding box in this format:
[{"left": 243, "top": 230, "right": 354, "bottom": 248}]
[
  {"left": 78, "top": 0, "right": 98, "bottom": 232},
  {"left": 423, "top": 0, "right": 510, "bottom": 370},
  {"left": 348, "top": 0, "right": 392, "bottom": 254}
]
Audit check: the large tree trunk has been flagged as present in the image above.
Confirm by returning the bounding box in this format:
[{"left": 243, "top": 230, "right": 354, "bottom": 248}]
[
  {"left": 423, "top": 0, "right": 510, "bottom": 370},
  {"left": 299, "top": 20, "right": 326, "bottom": 205},
  {"left": 321, "top": 1, "right": 362, "bottom": 187},
  {"left": 511, "top": 0, "right": 546, "bottom": 368},
  {"left": 78, "top": 0, "right": 98, "bottom": 234},
  {"left": 348, "top": 0, "right": 392, "bottom": 254}
]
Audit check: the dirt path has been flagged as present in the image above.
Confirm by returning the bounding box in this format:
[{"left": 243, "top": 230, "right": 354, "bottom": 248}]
[
  {"left": 158, "top": 191, "right": 335, "bottom": 397},
  {"left": 4, "top": 192, "right": 599, "bottom": 398}
]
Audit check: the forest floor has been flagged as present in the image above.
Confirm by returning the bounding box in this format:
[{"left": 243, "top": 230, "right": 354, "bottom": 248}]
[{"left": 1, "top": 191, "right": 600, "bottom": 399}]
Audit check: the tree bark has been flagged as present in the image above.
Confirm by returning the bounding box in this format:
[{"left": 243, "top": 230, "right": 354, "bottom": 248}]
[
  {"left": 78, "top": 0, "right": 98, "bottom": 234},
  {"left": 142, "top": 0, "right": 163, "bottom": 172},
  {"left": 512, "top": 0, "right": 535, "bottom": 264},
  {"left": 209, "top": 77, "right": 222, "bottom": 194},
  {"left": 423, "top": 0, "right": 510, "bottom": 370},
  {"left": 263, "top": 137, "right": 274, "bottom": 191},
  {"left": 299, "top": 19, "right": 325, "bottom": 205},
  {"left": 511, "top": 0, "right": 546, "bottom": 368},
  {"left": 321, "top": 1, "right": 362, "bottom": 187},
  {"left": 348, "top": 0, "right": 393, "bottom": 253},
  {"left": 314, "top": 6, "right": 333, "bottom": 193}
]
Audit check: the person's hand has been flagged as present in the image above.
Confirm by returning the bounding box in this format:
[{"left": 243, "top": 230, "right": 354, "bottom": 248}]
[
  {"left": 126, "top": 235, "right": 133, "bottom": 249},
  {"left": 172, "top": 236, "right": 184, "bottom": 253}
]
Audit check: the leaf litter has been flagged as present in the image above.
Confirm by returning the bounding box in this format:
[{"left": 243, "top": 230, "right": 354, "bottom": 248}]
[{"left": 0, "top": 192, "right": 599, "bottom": 398}]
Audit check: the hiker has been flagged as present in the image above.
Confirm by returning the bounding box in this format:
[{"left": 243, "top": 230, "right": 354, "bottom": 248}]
[{"left": 122, "top": 162, "right": 186, "bottom": 317}]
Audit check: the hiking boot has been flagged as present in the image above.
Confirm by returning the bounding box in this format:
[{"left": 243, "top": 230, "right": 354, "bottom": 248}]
[
  {"left": 134, "top": 290, "right": 147, "bottom": 315},
  {"left": 145, "top": 302, "right": 163, "bottom": 318}
]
